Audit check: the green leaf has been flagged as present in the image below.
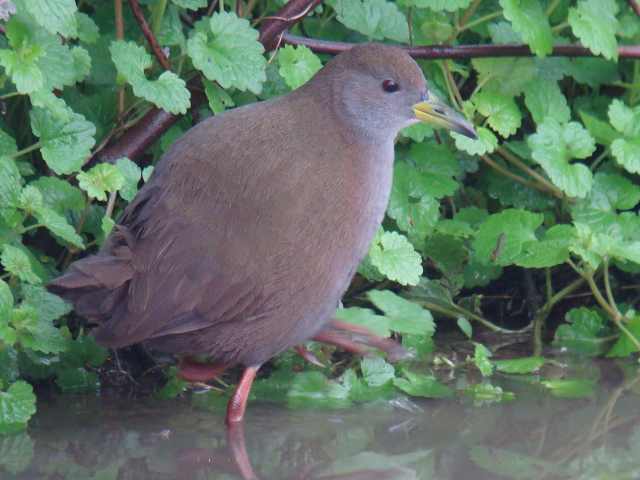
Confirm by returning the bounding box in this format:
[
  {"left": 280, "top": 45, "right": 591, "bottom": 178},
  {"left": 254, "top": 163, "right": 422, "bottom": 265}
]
[
  {"left": 21, "top": 284, "right": 71, "bottom": 323},
  {"left": 524, "top": 79, "right": 570, "bottom": 125},
  {"left": 472, "top": 58, "right": 537, "bottom": 96},
  {"left": 473, "top": 343, "right": 494, "bottom": 376},
  {"left": 578, "top": 110, "right": 619, "bottom": 146},
  {"left": 203, "top": 79, "right": 235, "bottom": 114},
  {"left": 515, "top": 224, "right": 576, "bottom": 268},
  {"left": 464, "top": 383, "right": 515, "bottom": 404},
  {"left": 609, "top": 100, "right": 640, "bottom": 174},
  {"left": 473, "top": 90, "right": 522, "bottom": 137},
  {"left": 115, "top": 157, "right": 141, "bottom": 202},
  {"left": 528, "top": 118, "right": 595, "bottom": 198},
  {"left": 287, "top": 371, "right": 351, "bottom": 409},
  {"left": 367, "top": 290, "right": 435, "bottom": 336},
  {"left": 34, "top": 206, "right": 84, "bottom": 249},
  {"left": 110, "top": 41, "right": 190, "bottom": 114},
  {"left": 569, "top": 0, "right": 619, "bottom": 61},
  {"left": 1, "top": 245, "right": 40, "bottom": 284},
  {"left": 60, "top": 332, "right": 108, "bottom": 368},
  {"left": 500, "top": 0, "right": 552, "bottom": 57},
  {"left": 23, "top": 0, "right": 77, "bottom": 37},
  {"left": 612, "top": 138, "right": 640, "bottom": 175},
  {"left": 553, "top": 307, "right": 610, "bottom": 356},
  {"left": 388, "top": 162, "right": 441, "bottom": 243},
  {"left": 609, "top": 99, "right": 640, "bottom": 137},
  {"left": 76, "top": 12, "right": 99, "bottom": 44},
  {"left": 329, "top": 0, "right": 409, "bottom": 42},
  {"left": 0, "top": 279, "right": 13, "bottom": 322},
  {"left": 0, "top": 381, "right": 36, "bottom": 433},
  {"left": 393, "top": 370, "right": 453, "bottom": 398},
  {"left": 277, "top": 45, "right": 322, "bottom": 90},
  {"left": 55, "top": 367, "right": 98, "bottom": 393},
  {"left": 335, "top": 307, "right": 391, "bottom": 338},
  {"left": 452, "top": 127, "right": 498, "bottom": 156},
  {"left": 30, "top": 108, "right": 96, "bottom": 175},
  {"left": 472, "top": 209, "right": 544, "bottom": 266},
  {"left": 0, "top": 156, "right": 23, "bottom": 212},
  {"left": 404, "top": 0, "right": 472, "bottom": 12},
  {"left": 77, "top": 163, "right": 125, "bottom": 201},
  {"left": 368, "top": 230, "right": 423, "bottom": 286},
  {"left": 360, "top": 357, "right": 395, "bottom": 387},
  {"left": 542, "top": 379, "right": 595, "bottom": 398},
  {"left": 187, "top": 13, "right": 266, "bottom": 94},
  {"left": 607, "top": 316, "right": 640, "bottom": 357},
  {"left": 457, "top": 317, "right": 472, "bottom": 338},
  {"left": 30, "top": 177, "right": 84, "bottom": 216},
  {"left": 172, "top": 0, "right": 207, "bottom": 8},
  {"left": 11, "top": 304, "right": 66, "bottom": 354},
  {"left": 494, "top": 356, "right": 545, "bottom": 374},
  {"left": 582, "top": 172, "right": 640, "bottom": 212},
  {"left": 0, "top": 19, "right": 43, "bottom": 93}
]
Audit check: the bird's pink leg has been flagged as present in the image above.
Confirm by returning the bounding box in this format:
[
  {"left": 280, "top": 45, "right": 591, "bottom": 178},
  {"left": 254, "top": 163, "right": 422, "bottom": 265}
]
[
  {"left": 312, "top": 330, "right": 370, "bottom": 356},
  {"left": 226, "top": 365, "right": 261, "bottom": 425},
  {"left": 327, "top": 319, "right": 411, "bottom": 362},
  {"left": 294, "top": 345, "right": 325, "bottom": 367},
  {"left": 313, "top": 320, "right": 411, "bottom": 362}
]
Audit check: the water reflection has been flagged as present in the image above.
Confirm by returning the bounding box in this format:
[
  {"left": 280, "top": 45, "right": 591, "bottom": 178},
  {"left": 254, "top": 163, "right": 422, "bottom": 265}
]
[{"left": 2, "top": 361, "right": 640, "bottom": 479}]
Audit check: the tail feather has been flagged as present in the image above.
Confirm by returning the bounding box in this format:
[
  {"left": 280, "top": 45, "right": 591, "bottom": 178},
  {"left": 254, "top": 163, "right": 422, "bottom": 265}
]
[{"left": 47, "top": 227, "right": 135, "bottom": 324}]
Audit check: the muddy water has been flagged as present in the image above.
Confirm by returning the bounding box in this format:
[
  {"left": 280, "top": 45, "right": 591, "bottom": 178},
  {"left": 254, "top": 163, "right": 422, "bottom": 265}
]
[{"left": 2, "top": 359, "right": 640, "bottom": 479}]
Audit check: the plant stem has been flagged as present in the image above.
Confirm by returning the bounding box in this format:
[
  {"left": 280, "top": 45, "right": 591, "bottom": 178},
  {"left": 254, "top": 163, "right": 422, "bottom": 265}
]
[
  {"left": 10, "top": 142, "right": 41, "bottom": 159},
  {"left": 546, "top": 0, "right": 562, "bottom": 16},
  {"left": 150, "top": 0, "right": 168, "bottom": 35},
  {"left": 603, "top": 259, "right": 621, "bottom": 318},
  {"left": 497, "top": 146, "right": 564, "bottom": 198},
  {"left": 480, "top": 154, "right": 549, "bottom": 193},
  {"left": 551, "top": 21, "right": 570, "bottom": 34},
  {"left": 457, "top": 11, "right": 503, "bottom": 35},
  {"left": 418, "top": 300, "right": 530, "bottom": 334},
  {"left": 115, "top": 0, "right": 125, "bottom": 117},
  {"left": 0, "top": 91, "right": 21, "bottom": 100}
]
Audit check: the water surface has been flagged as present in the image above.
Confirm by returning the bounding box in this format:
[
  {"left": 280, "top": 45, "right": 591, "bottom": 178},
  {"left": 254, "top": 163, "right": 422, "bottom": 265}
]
[{"left": 3, "top": 359, "right": 640, "bottom": 479}]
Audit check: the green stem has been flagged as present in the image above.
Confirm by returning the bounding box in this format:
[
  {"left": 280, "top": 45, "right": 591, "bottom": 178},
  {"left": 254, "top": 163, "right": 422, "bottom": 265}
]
[
  {"left": 150, "top": 0, "right": 168, "bottom": 36},
  {"left": 545, "top": 268, "right": 553, "bottom": 303},
  {"left": 590, "top": 147, "right": 609, "bottom": 171},
  {"left": 0, "top": 91, "right": 21, "bottom": 100},
  {"left": 457, "top": 11, "right": 503, "bottom": 34},
  {"left": 603, "top": 259, "right": 621, "bottom": 318},
  {"left": 481, "top": 154, "right": 547, "bottom": 194},
  {"left": 9, "top": 142, "right": 41, "bottom": 159},
  {"left": 418, "top": 300, "right": 529, "bottom": 334},
  {"left": 546, "top": 0, "right": 562, "bottom": 16},
  {"left": 497, "top": 146, "right": 564, "bottom": 199},
  {"left": 21, "top": 223, "right": 44, "bottom": 234},
  {"left": 551, "top": 21, "right": 570, "bottom": 34}
]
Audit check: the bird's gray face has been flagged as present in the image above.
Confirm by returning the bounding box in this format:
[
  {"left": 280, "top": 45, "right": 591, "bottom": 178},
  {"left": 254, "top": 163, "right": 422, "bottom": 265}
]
[{"left": 329, "top": 45, "right": 476, "bottom": 141}]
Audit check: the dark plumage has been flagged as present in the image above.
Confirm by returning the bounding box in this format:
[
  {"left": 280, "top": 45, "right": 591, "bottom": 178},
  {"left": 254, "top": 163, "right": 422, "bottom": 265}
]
[{"left": 49, "top": 43, "right": 475, "bottom": 424}]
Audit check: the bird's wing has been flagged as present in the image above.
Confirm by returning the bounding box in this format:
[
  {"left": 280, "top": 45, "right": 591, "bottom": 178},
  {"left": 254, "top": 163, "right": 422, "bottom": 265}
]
[{"left": 89, "top": 173, "right": 273, "bottom": 348}]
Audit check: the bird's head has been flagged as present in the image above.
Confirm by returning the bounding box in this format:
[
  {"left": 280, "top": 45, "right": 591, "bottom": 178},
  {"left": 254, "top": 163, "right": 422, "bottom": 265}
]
[{"left": 310, "top": 43, "right": 476, "bottom": 141}]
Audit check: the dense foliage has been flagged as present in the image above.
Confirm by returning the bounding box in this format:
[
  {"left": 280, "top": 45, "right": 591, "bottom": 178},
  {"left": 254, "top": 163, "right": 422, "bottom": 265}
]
[{"left": 0, "top": 0, "right": 639, "bottom": 432}]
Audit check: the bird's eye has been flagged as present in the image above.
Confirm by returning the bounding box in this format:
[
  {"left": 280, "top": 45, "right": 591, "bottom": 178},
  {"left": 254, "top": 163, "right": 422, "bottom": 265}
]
[{"left": 382, "top": 80, "right": 399, "bottom": 93}]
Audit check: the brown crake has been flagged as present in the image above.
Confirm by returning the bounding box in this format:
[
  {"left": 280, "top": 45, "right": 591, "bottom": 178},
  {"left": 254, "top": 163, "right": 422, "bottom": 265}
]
[{"left": 49, "top": 43, "right": 475, "bottom": 424}]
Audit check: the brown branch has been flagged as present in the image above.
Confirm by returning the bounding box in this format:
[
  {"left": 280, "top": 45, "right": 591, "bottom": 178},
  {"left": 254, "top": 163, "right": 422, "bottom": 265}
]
[
  {"left": 129, "top": 0, "right": 172, "bottom": 71},
  {"left": 630, "top": 0, "right": 640, "bottom": 16},
  {"left": 259, "top": 0, "right": 322, "bottom": 51},
  {"left": 94, "top": 0, "right": 319, "bottom": 164},
  {"left": 282, "top": 33, "right": 640, "bottom": 59}
]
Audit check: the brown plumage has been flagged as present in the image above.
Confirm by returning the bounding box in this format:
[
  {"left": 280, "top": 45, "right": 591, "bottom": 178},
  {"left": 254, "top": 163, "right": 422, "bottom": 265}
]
[{"left": 49, "top": 43, "right": 475, "bottom": 424}]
